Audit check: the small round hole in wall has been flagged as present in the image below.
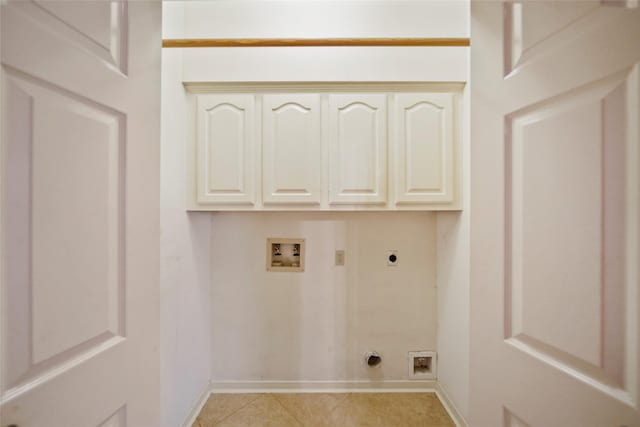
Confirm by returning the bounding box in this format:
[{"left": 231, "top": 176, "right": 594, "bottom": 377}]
[{"left": 386, "top": 250, "right": 399, "bottom": 266}]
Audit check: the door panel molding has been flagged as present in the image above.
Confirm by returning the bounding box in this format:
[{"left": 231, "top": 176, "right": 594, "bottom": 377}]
[
  {"left": 9, "top": 1, "right": 128, "bottom": 74},
  {"left": 503, "top": 1, "right": 616, "bottom": 77},
  {"left": 2, "top": 67, "right": 126, "bottom": 403},
  {"left": 98, "top": 404, "right": 127, "bottom": 427},
  {"left": 503, "top": 407, "right": 532, "bottom": 427},
  {"left": 504, "top": 66, "right": 638, "bottom": 405}
]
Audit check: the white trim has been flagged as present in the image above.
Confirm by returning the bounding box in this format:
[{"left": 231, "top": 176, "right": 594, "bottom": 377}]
[
  {"left": 435, "top": 382, "right": 468, "bottom": 427},
  {"left": 180, "top": 384, "right": 211, "bottom": 427},
  {"left": 185, "top": 82, "right": 465, "bottom": 94},
  {"left": 187, "top": 204, "right": 461, "bottom": 212},
  {"left": 209, "top": 380, "right": 436, "bottom": 393}
]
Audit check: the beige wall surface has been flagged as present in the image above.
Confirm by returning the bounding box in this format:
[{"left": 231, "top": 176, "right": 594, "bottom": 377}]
[{"left": 210, "top": 212, "right": 437, "bottom": 382}]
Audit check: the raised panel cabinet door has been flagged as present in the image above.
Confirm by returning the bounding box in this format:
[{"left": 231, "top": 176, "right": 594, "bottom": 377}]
[
  {"left": 394, "top": 93, "right": 455, "bottom": 205},
  {"left": 329, "top": 94, "right": 387, "bottom": 205},
  {"left": 262, "top": 94, "right": 322, "bottom": 204},
  {"left": 196, "top": 94, "right": 256, "bottom": 205}
]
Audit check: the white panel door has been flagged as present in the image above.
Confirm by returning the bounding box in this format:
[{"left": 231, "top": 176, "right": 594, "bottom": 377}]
[
  {"left": 1, "top": 1, "right": 161, "bottom": 426},
  {"left": 196, "top": 94, "right": 255, "bottom": 205},
  {"left": 471, "top": 2, "right": 640, "bottom": 426},
  {"left": 394, "top": 93, "right": 455, "bottom": 205},
  {"left": 329, "top": 94, "right": 387, "bottom": 204},
  {"left": 262, "top": 94, "right": 322, "bottom": 205}
]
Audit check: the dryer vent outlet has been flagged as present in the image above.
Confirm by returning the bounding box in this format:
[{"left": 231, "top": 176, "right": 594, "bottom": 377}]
[{"left": 365, "top": 351, "right": 382, "bottom": 367}]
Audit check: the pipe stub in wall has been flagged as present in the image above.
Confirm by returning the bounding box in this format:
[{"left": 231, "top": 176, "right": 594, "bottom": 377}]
[{"left": 365, "top": 351, "right": 382, "bottom": 367}]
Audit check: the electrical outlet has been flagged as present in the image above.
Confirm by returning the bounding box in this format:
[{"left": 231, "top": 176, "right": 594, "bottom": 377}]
[{"left": 335, "top": 250, "right": 345, "bottom": 266}]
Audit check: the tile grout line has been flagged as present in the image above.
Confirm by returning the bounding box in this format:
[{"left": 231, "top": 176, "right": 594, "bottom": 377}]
[
  {"left": 270, "top": 395, "right": 305, "bottom": 426},
  {"left": 272, "top": 393, "right": 350, "bottom": 427},
  {"left": 210, "top": 393, "right": 262, "bottom": 427}
]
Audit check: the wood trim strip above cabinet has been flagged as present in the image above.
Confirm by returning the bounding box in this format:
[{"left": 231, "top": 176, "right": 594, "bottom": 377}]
[{"left": 162, "top": 38, "right": 470, "bottom": 48}]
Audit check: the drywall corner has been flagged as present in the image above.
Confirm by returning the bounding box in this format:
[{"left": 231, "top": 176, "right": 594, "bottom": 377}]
[
  {"left": 160, "top": 3, "right": 212, "bottom": 427},
  {"left": 435, "top": 80, "right": 470, "bottom": 420}
]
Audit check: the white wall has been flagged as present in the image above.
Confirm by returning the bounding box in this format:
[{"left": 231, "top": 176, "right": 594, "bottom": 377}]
[
  {"left": 160, "top": 3, "right": 211, "bottom": 427},
  {"left": 174, "top": 0, "right": 469, "bottom": 83},
  {"left": 182, "top": 47, "right": 467, "bottom": 83},
  {"left": 210, "top": 212, "right": 437, "bottom": 384},
  {"left": 179, "top": 0, "right": 469, "bottom": 39},
  {"left": 436, "top": 81, "right": 471, "bottom": 421}
]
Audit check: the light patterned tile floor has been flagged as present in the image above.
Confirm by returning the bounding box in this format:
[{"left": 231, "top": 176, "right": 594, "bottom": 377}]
[{"left": 192, "top": 393, "right": 456, "bottom": 427}]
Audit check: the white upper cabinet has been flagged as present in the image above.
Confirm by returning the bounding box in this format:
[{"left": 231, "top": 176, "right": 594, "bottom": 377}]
[
  {"left": 328, "top": 94, "right": 387, "bottom": 205},
  {"left": 262, "top": 94, "right": 322, "bottom": 205},
  {"left": 196, "top": 94, "right": 255, "bottom": 205},
  {"left": 393, "top": 93, "right": 455, "bottom": 205},
  {"left": 190, "top": 88, "right": 461, "bottom": 211}
]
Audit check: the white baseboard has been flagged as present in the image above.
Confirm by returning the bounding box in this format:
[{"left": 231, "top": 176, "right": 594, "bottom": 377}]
[
  {"left": 209, "top": 379, "right": 436, "bottom": 393},
  {"left": 181, "top": 384, "right": 212, "bottom": 427},
  {"left": 435, "top": 383, "right": 468, "bottom": 427}
]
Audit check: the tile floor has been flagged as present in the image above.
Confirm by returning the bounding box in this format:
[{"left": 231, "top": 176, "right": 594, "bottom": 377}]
[{"left": 191, "top": 393, "right": 455, "bottom": 427}]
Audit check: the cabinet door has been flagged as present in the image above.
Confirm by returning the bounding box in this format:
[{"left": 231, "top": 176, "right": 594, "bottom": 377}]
[
  {"left": 329, "top": 94, "right": 387, "bottom": 204},
  {"left": 394, "top": 93, "right": 455, "bottom": 204},
  {"left": 262, "top": 94, "right": 322, "bottom": 205},
  {"left": 196, "top": 94, "right": 255, "bottom": 205}
]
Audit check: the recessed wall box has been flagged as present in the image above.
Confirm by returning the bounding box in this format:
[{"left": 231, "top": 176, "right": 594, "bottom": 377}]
[
  {"left": 408, "top": 350, "right": 436, "bottom": 380},
  {"left": 267, "top": 238, "right": 305, "bottom": 272}
]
